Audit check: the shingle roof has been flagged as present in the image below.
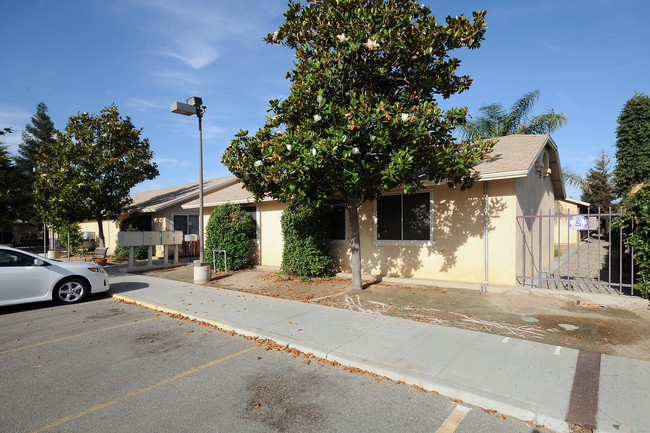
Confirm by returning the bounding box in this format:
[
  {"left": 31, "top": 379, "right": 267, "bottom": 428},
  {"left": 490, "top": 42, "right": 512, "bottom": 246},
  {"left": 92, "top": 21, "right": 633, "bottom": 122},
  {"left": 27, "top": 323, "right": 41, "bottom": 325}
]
[
  {"left": 473, "top": 134, "right": 565, "bottom": 198},
  {"left": 181, "top": 181, "right": 263, "bottom": 209},
  {"left": 126, "top": 176, "right": 237, "bottom": 212},
  {"left": 128, "top": 135, "right": 566, "bottom": 212}
]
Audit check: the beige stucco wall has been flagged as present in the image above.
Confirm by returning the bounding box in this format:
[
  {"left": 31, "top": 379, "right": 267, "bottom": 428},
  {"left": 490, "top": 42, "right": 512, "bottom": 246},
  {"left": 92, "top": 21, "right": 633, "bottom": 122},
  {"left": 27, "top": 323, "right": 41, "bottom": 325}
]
[
  {"left": 78, "top": 219, "right": 121, "bottom": 254},
  {"left": 256, "top": 201, "right": 286, "bottom": 267},
  {"left": 327, "top": 180, "right": 519, "bottom": 286},
  {"left": 515, "top": 165, "right": 557, "bottom": 280}
]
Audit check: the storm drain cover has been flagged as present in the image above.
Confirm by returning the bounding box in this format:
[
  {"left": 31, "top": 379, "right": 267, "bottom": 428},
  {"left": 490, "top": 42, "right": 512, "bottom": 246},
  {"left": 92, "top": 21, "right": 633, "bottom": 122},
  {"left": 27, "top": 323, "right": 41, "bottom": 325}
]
[{"left": 559, "top": 324, "right": 580, "bottom": 331}]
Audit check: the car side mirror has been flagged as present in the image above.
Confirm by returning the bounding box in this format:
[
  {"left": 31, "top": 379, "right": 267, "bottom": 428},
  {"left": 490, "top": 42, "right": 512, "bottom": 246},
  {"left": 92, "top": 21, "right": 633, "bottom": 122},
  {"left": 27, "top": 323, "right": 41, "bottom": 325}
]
[{"left": 33, "top": 258, "right": 45, "bottom": 266}]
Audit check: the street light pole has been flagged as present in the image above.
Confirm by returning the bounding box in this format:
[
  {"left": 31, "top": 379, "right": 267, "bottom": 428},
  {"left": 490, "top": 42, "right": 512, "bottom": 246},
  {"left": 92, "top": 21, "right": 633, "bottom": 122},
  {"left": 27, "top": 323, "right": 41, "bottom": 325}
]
[
  {"left": 170, "top": 96, "right": 207, "bottom": 266},
  {"left": 196, "top": 103, "right": 205, "bottom": 263}
]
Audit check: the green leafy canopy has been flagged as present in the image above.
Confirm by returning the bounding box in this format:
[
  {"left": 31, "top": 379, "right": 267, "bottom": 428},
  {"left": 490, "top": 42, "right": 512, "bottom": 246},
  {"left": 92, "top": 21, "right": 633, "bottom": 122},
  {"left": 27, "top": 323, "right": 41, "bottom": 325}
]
[
  {"left": 34, "top": 104, "right": 158, "bottom": 247},
  {"left": 223, "top": 0, "right": 492, "bottom": 208}
]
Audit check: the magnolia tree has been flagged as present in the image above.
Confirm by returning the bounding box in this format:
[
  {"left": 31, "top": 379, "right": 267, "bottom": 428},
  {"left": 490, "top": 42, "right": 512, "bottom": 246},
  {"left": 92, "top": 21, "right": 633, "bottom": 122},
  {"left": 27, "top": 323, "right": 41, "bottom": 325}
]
[
  {"left": 223, "top": 0, "right": 492, "bottom": 289},
  {"left": 35, "top": 104, "right": 158, "bottom": 248}
]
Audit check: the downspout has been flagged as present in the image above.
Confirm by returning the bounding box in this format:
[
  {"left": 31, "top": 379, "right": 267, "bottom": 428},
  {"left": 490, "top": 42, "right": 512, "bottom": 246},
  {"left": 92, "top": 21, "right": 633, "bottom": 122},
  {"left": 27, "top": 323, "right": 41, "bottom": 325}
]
[{"left": 481, "top": 181, "right": 489, "bottom": 293}]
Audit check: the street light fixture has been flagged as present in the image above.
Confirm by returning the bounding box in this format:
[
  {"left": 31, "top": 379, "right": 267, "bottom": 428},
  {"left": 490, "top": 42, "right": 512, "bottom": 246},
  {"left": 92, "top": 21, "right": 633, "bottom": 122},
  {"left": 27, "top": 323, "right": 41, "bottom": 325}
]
[{"left": 170, "top": 96, "right": 207, "bottom": 266}]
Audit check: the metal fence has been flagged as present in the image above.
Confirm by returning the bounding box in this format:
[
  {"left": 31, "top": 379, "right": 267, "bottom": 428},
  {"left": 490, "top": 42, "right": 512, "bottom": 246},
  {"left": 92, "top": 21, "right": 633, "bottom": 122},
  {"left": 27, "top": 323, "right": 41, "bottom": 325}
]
[{"left": 516, "top": 208, "right": 635, "bottom": 296}]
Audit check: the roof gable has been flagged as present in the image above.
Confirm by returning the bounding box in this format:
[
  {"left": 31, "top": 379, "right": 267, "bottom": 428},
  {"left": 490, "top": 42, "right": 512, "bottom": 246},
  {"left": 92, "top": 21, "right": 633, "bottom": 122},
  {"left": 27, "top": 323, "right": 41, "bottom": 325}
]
[{"left": 473, "top": 134, "right": 565, "bottom": 198}]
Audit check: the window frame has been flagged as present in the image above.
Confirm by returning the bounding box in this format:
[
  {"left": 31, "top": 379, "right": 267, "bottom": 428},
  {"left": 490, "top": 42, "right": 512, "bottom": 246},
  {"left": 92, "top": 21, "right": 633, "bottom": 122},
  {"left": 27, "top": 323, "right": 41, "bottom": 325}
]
[
  {"left": 373, "top": 190, "right": 435, "bottom": 247},
  {"left": 239, "top": 205, "right": 259, "bottom": 242},
  {"left": 329, "top": 205, "right": 349, "bottom": 245}
]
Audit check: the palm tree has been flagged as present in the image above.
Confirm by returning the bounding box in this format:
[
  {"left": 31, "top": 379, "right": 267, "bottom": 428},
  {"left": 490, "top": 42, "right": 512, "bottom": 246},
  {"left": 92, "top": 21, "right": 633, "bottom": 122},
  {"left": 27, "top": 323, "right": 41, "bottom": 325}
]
[
  {"left": 461, "top": 90, "right": 568, "bottom": 140},
  {"left": 461, "top": 90, "right": 583, "bottom": 189}
]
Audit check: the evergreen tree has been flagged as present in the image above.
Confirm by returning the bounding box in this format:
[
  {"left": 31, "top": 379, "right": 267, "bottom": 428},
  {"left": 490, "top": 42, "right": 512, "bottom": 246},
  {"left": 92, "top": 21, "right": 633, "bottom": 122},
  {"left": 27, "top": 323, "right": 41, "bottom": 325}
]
[
  {"left": 581, "top": 150, "right": 616, "bottom": 212},
  {"left": 0, "top": 127, "right": 20, "bottom": 226},
  {"left": 613, "top": 93, "right": 650, "bottom": 197},
  {"left": 15, "top": 102, "right": 56, "bottom": 224}
]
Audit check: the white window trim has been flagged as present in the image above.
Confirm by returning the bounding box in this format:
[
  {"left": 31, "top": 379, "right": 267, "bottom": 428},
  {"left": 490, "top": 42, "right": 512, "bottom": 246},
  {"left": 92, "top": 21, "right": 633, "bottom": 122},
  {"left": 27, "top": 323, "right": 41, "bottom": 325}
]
[
  {"left": 171, "top": 212, "right": 199, "bottom": 233},
  {"left": 329, "top": 206, "right": 349, "bottom": 245},
  {"left": 372, "top": 190, "right": 435, "bottom": 247}
]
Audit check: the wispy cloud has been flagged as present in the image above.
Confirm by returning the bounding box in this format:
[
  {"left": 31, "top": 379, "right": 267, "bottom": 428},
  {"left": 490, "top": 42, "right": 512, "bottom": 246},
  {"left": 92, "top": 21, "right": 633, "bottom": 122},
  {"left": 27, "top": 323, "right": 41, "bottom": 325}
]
[
  {"left": 155, "top": 157, "right": 192, "bottom": 168},
  {"left": 125, "top": 98, "right": 161, "bottom": 112},
  {"left": 124, "top": 0, "right": 271, "bottom": 70}
]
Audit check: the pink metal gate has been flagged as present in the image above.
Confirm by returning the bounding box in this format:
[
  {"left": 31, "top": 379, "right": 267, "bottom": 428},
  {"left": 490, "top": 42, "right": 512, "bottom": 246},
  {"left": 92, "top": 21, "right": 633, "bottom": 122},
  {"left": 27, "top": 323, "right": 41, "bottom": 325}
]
[{"left": 516, "top": 208, "right": 635, "bottom": 295}]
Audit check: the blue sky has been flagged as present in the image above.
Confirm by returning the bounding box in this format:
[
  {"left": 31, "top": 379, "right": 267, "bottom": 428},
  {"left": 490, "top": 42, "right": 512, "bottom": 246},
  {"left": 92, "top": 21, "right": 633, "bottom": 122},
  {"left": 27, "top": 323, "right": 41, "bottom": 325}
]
[{"left": 1, "top": 0, "right": 648, "bottom": 199}]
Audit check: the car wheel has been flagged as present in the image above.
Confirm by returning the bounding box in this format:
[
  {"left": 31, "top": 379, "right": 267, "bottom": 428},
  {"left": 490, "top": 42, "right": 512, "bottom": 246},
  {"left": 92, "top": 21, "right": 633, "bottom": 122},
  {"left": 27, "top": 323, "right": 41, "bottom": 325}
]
[{"left": 54, "top": 278, "right": 88, "bottom": 304}]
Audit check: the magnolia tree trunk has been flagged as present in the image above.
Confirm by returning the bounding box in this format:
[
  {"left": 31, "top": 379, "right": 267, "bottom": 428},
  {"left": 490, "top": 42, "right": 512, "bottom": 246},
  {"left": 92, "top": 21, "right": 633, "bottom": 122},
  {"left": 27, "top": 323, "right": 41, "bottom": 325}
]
[
  {"left": 95, "top": 216, "right": 106, "bottom": 249},
  {"left": 348, "top": 198, "right": 363, "bottom": 290}
]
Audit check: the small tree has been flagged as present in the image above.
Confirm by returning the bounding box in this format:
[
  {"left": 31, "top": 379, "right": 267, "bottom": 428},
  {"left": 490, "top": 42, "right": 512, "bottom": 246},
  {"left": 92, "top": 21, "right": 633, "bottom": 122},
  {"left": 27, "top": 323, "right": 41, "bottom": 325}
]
[
  {"left": 281, "top": 201, "right": 333, "bottom": 278},
  {"left": 581, "top": 150, "right": 616, "bottom": 212},
  {"left": 614, "top": 182, "right": 650, "bottom": 299},
  {"left": 223, "top": 0, "right": 492, "bottom": 289},
  {"left": 55, "top": 222, "right": 83, "bottom": 254},
  {"left": 613, "top": 93, "right": 650, "bottom": 197},
  {"left": 34, "top": 104, "right": 159, "bottom": 248},
  {"left": 205, "top": 203, "right": 253, "bottom": 271}
]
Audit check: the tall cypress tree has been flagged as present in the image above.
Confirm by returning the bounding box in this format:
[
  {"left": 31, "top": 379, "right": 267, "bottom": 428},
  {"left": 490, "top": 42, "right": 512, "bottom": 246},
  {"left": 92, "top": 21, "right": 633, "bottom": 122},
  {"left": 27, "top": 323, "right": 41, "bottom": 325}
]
[
  {"left": 0, "top": 127, "right": 20, "bottom": 227},
  {"left": 613, "top": 93, "right": 650, "bottom": 197},
  {"left": 581, "top": 150, "right": 616, "bottom": 211},
  {"left": 15, "top": 102, "right": 56, "bottom": 224}
]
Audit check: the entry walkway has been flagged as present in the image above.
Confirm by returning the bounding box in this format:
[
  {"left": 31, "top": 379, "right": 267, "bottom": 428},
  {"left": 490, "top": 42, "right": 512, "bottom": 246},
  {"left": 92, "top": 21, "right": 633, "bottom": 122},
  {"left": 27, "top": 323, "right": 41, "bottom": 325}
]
[{"left": 106, "top": 268, "right": 649, "bottom": 433}]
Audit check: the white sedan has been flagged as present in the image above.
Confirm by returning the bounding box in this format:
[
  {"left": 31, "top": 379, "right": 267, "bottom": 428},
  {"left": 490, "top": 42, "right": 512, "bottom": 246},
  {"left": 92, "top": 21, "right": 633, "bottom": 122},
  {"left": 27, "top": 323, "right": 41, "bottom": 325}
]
[{"left": 0, "top": 245, "right": 110, "bottom": 306}]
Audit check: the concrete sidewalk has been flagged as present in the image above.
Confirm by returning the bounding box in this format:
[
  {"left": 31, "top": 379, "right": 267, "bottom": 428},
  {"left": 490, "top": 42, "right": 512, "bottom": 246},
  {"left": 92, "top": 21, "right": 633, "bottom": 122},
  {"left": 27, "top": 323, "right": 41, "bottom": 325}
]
[{"left": 106, "top": 268, "right": 650, "bottom": 433}]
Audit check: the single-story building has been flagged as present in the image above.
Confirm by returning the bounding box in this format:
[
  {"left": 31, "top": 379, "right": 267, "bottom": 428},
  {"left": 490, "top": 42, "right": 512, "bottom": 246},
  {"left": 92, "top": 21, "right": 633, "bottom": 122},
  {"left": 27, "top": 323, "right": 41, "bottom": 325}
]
[{"left": 81, "top": 134, "right": 582, "bottom": 287}]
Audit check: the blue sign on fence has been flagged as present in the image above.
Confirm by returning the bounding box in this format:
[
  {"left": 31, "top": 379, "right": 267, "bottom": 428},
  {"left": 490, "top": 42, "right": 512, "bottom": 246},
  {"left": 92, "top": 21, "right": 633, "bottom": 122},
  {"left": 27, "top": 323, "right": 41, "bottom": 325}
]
[{"left": 568, "top": 215, "right": 589, "bottom": 231}]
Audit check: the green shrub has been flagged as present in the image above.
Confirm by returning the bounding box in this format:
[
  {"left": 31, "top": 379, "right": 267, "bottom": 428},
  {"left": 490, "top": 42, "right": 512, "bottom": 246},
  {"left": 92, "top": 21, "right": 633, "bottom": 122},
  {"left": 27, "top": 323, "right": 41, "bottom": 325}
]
[
  {"left": 205, "top": 203, "right": 253, "bottom": 271},
  {"left": 55, "top": 223, "right": 83, "bottom": 254},
  {"left": 281, "top": 201, "right": 333, "bottom": 278},
  {"left": 615, "top": 182, "right": 650, "bottom": 298}
]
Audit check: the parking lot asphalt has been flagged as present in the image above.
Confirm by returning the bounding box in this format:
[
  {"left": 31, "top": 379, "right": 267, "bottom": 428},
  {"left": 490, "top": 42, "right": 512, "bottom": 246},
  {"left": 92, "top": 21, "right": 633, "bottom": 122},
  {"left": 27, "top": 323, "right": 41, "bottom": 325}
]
[
  {"left": 102, "top": 266, "right": 650, "bottom": 433},
  {"left": 0, "top": 296, "right": 552, "bottom": 433}
]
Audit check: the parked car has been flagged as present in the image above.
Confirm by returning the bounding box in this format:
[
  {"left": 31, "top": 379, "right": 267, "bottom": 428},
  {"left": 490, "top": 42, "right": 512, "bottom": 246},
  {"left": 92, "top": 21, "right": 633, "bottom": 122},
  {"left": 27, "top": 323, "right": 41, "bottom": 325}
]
[{"left": 0, "top": 245, "right": 110, "bottom": 306}]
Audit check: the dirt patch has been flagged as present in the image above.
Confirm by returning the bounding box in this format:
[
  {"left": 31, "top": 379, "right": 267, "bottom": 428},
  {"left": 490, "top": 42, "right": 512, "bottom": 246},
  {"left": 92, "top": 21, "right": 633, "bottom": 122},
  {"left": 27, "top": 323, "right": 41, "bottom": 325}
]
[{"left": 142, "top": 267, "right": 650, "bottom": 361}]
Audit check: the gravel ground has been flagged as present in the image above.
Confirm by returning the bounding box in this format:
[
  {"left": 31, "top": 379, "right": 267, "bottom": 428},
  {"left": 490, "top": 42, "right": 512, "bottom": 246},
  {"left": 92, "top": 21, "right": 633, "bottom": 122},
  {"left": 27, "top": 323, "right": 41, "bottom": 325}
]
[{"left": 543, "top": 235, "right": 634, "bottom": 295}]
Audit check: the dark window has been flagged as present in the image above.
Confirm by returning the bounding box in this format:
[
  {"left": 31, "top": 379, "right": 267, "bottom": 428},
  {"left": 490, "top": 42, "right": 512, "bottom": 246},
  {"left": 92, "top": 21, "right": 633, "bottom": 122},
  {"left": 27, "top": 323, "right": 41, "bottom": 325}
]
[
  {"left": 377, "top": 192, "right": 430, "bottom": 241},
  {"left": 329, "top": 206, "right": 346, "bottom": 240},
  {"left": 0, "top": 250, "right": 36, "bottom": 267},
  {"left": 241, "top": 206, "right": 258, "bottom": 239}
]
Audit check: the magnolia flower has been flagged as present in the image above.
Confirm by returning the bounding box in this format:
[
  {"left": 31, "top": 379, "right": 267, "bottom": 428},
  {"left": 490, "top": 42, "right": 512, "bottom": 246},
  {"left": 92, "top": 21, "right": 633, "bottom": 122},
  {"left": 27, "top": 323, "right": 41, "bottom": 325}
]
[
  {"left": 317, "top": 95, "right": 323, "bottom": 103},
  {"left": 254, "top": 160, "right": 263, "bottom": 167},
  {"left": 272, "top": 31, "right": 279, "bottom": 40},
  {"left": 370, "top": 135, "right": 376, "bottom": 141},
  {"left": 365, "top": 38, "right": 380, "bottom": 50},
  {"left": 337, "top": 33, "right": 348, "bottom": 42},
  {"left": 311, "top": 148, "right": 317, "bottom": 156},
  {"left": 286, "top": 144, "right": 292, "bottom": 151},
  {"left": 352, "top": 147, "right": 360, "bottom": 155},
  {"left": 313, "top": 114, "right": 322, "bottom": 122},
  {"left": 401, "top": 113, "right": 410, "bottom": 122}
]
